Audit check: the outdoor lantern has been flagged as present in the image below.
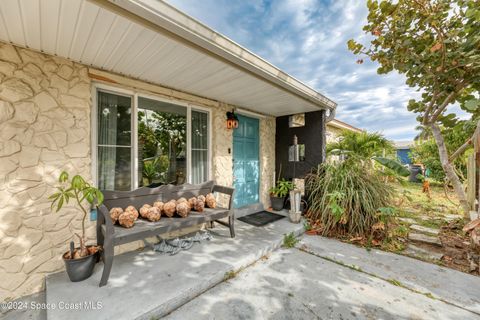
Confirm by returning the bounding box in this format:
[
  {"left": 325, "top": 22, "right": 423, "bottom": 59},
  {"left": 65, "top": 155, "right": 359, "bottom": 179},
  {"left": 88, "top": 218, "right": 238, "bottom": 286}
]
[{"left": 226, "top": 110, "right": 239, "bottom": 129}]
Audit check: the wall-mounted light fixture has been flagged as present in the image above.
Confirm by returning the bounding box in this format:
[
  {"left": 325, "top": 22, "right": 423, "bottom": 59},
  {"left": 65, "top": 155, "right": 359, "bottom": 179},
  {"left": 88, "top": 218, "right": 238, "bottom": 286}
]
[{"left": 226, "top": 109, "right": 239, "bottom": 129}]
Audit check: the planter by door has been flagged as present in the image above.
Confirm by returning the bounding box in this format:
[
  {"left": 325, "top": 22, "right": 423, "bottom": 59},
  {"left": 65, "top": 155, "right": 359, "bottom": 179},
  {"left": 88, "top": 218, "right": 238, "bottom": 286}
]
[
  {"left": 270, "top": 196, "right": 285, "bottom": 211},
  {"left": 233, "top": 115, "right": 260, "bottom": 208}
]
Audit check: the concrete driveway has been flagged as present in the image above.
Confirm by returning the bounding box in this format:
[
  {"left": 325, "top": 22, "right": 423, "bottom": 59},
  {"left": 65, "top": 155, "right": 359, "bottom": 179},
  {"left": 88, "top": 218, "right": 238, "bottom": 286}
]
[{"left": 166, "top": 237, "right": 480, "bottom": 320}]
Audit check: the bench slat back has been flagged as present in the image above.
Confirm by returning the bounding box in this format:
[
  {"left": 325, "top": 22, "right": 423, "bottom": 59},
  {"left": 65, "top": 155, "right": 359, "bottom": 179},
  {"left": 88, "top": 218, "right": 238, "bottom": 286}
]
[{"left": 102, "top": 181, "right": 214, "bottom": 209}]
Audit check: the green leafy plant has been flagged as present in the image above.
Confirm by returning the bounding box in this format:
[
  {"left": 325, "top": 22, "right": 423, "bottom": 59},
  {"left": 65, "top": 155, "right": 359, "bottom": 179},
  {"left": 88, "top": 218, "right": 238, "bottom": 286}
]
[
  {"left": 327, "top": 130, "right": 394, "bottom": 160},
  {"left": 306, "top": 159, "right": 393, "bottom": 236},
  {"left": 269, "top": 179, "right": 295, "bottom": 198},
  {"left": 49, "top": 172, "right": 104, "bottom": 258},
  {"left": 143, "top": 158, "right": 160, "bottom": 185},
  {"left": 372, "top": 157, "right": 410, "bottom": 177},
  {"left": 348, "top": 0, "right": 480, "bottom": 214},
  {"left": 377, "top": 207, "right": 397, "bottom": 227},
  {"left": 282, "top": 232, "right": 299, "bottom": 248}
]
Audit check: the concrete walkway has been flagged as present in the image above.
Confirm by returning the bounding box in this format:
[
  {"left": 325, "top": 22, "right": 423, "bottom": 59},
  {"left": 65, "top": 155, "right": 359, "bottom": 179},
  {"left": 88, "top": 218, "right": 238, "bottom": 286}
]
[
  {"left": 45, "top": 216, "right": 303, "bottom": 320},
  {"left": 299, "top": 236, "right": 480, "bottom": 314},
  {"left": 166, "top": 238, "right": 480, "bottom": 320}
]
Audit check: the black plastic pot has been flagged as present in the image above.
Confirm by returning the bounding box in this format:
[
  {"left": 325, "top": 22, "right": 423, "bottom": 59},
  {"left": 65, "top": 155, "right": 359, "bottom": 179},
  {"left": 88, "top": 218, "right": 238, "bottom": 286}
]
[
  {"left": 63, "top": 249, "right": 97, "bottom": 282},
  {"left": 270, "top": 195, "right": 285, "bottom": 211}
]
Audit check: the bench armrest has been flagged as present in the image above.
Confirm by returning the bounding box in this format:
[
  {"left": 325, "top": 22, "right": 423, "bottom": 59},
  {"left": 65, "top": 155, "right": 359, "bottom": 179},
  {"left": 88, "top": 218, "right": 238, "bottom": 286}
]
[
  {"left": 97, "top": 204, "right": 115, "bottom": 237},
  {"left": 212, "top": 185, "right": 235, "bottom": 210}
]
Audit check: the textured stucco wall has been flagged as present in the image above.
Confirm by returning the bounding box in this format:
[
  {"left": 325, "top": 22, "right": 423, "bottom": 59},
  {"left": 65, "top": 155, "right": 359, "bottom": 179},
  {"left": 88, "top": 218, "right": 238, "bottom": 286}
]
[
  {"left": 259, "top": 116, "right": 275, "bottom": 207},
  {"left": 0, "top": 43, "right": 94, "bottom": 301},
  {"left": 0, "top": 43, "right": 276, "bottom": 301},
  {"left": 326, "top": 124, "right": 344, "bottom": 144}
]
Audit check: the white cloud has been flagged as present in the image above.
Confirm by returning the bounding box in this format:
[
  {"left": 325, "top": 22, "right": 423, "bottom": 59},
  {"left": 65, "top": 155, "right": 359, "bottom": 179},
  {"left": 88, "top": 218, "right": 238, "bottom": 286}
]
[{"left": 166, "top": 0, "right": 438, "bottom": 141}]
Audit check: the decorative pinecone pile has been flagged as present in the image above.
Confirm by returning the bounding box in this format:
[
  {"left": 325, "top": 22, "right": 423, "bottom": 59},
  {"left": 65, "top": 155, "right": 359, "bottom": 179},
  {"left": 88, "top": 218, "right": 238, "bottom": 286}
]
[
  {"left": 109, "top": 207, "right": 123, "bottom": 224},
  {"left": 111, "top": 191, "right": 221, "bottom": 228}
]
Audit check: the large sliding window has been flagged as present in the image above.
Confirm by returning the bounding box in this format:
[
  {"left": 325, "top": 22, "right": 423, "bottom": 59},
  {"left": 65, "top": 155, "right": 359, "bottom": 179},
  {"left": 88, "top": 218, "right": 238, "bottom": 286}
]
[{"left": 95, "top": 87, "right": 210, "bottom": 191}]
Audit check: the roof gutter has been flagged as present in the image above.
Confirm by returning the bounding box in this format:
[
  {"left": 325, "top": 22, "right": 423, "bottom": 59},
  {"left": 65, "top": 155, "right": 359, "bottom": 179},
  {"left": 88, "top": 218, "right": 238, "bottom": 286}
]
[{"left": 91, "top": 0, "right": 337, "bottom": 118}]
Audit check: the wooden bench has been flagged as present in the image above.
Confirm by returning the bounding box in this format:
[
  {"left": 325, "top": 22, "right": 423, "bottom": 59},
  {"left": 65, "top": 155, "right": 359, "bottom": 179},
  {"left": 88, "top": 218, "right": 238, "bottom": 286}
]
[{"left": 96, "top": 181, "right": 235, "bottom": 287}]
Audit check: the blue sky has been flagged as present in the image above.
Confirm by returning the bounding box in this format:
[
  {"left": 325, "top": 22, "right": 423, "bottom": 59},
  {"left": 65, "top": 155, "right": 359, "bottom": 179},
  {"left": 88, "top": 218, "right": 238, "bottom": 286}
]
[{"left": 166, "top": 0, "right": 436, "bottom": 141}]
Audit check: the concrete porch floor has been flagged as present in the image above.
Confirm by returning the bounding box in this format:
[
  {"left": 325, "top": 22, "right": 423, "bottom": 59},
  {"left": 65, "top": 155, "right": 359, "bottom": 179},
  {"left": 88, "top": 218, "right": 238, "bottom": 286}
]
[{"left": 45, "top": 213, "right": 303, "bottom": 320}]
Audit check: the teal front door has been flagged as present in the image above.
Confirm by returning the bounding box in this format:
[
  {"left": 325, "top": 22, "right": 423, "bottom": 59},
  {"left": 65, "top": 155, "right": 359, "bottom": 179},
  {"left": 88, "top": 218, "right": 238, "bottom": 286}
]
[{"left": 233, "top": 115, "right": 259, "bottom": 208}]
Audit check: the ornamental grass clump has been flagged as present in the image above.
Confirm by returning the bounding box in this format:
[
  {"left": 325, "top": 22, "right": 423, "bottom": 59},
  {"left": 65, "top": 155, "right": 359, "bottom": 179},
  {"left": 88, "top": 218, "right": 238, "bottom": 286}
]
[{"left": 306, "top": 160, "right": 393, "bottom": 236}]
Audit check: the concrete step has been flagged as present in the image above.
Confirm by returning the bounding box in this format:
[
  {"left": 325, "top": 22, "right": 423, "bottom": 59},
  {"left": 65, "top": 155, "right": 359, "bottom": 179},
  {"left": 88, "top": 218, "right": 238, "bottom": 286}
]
[
  {"left": 404, "top": 243, "right": 444, "bottom": 261},
  {"left": 408, "top": 232, "right": 442, "bottom": 247},
  {"left": 233, "top": 203, "right": 264, "bottom": 218},
  {"left": 410, "top": 224, "right": 440, "bottom": 236},
  {"left": 398, "top": 217, "right": 416, "bottom": 224},
  {"left": 45, "top": 214, "right": 304, "bottom": 320}
]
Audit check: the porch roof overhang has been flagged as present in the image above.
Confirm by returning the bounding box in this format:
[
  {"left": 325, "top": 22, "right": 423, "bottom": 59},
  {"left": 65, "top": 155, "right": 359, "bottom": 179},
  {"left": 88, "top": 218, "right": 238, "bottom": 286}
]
[{"left": 0, "top": 0, "right": 337, "bottom": 117}]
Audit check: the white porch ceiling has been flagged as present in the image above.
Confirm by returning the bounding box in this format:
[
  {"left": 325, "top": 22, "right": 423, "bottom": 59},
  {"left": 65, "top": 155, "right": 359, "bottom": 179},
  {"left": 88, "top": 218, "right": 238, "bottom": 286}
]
[{"left": 0, "top": 0, "right": 336, "bottom": 117}]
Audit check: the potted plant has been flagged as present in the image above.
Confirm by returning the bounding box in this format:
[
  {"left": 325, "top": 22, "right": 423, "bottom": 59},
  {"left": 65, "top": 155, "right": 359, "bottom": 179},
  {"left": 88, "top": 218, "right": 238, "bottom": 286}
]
[
  {"left": 269, "top": 179, "right": 294, "bottom": 211},
  {"left": 49, "top": 171, "right": 104, "bottom": 282}
]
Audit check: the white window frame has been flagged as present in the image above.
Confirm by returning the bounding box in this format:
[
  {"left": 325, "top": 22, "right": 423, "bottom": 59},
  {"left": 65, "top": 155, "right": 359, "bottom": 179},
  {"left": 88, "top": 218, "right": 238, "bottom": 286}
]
[{"left": 91, "top": 82, "right": 212, "bottom": 189}]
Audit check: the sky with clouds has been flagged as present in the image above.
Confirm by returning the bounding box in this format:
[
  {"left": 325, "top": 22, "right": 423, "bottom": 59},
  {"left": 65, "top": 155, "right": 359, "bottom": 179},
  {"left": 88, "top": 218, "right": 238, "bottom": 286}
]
[{"left": 166, "top": 0, "right": 454, "bottom": 141}]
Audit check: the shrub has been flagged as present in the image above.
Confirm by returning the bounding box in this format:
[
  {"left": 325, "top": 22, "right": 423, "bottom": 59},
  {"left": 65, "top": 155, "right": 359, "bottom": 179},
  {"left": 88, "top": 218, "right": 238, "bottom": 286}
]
[{"left": 306, "top": 160, "right": 393, "bottom": 236}]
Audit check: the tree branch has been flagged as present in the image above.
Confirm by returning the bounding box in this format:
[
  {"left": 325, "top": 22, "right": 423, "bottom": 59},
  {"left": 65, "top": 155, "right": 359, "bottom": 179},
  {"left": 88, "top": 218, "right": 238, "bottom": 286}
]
[
  {"left": 449, "top": 138, "right": 472, "bottom": 162},
  {"left": 428, "top": 91, "right": 457, "bottom": 123},
  {"left": 423, "top": 90, "right": 438, "bottom": 124}
]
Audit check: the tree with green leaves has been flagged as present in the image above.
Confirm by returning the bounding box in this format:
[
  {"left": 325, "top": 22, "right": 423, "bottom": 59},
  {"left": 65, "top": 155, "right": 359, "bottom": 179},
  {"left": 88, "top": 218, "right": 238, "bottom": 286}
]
[
  {"left": 327, "top": 130, "right": 410, "bottom": 176},
  {"left": 49, "top": 172, "right": 103, "bottom": 257},
  {"left": 327, "top": 130, "right": 394, "bottom": 159},
  {"left": 348, "top": 0, "right": 480, "bottom": 215},
  {"left": 411, "top": 119, "right": 477, "bottom": 181}
]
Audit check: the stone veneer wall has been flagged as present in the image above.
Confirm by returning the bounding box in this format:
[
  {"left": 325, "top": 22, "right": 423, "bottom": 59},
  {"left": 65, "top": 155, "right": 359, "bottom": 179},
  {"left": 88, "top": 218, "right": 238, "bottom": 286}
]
[
  {"left": 259, "top": 117, "right": 275, "bottom": 207},
  {"left": 0, "top": 43, "right": 94, "bottom": 301},
  {"left": 0, "top": 43, "right": 276, "bottom": 301}
]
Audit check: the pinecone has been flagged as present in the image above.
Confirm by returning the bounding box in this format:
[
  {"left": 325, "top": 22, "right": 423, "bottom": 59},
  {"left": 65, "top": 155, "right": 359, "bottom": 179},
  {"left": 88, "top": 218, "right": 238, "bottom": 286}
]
[
  {"left": 205, "top": 193, "right": 216, "bottom": 208},
  {"left": 176, "top": 202, "right": 190, "bottom": 218},
  {"left": 197, "top": 194, "right": 206, "bottom": 203},
  {"left": 125, "top": 205, "right": 139, "bottom": 220},
  {"left": 194, "top": 199, "right": 205, "bottom": 212},
  {"left": 153, "top": 201, "right": 164, "bottom": 214},
  {"left": 139, "top": 204, "right": 152, "bottom": 219},
  {"left": 146, "top": 207, "right": 161, "bottom": 222},
  {"left": 109, "top": 207, "right": 123, "bottom": 224},
  {"left": 163, "top": 201, "right": 177, "bottom": 217},
  {"left": 176, "top": 197, "right": 187, "bottom": 204},
  {"left": 118, "top": 211, "right": 136, "bottom": 228},
  {"left": 187, "top": 197, "right": 197, "bottom": 209}
]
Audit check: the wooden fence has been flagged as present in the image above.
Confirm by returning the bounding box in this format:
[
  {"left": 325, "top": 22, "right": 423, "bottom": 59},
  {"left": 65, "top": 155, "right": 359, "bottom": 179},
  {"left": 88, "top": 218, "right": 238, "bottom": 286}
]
[{"left": 467, "top": 121, "right": 480, "bottom": 219}]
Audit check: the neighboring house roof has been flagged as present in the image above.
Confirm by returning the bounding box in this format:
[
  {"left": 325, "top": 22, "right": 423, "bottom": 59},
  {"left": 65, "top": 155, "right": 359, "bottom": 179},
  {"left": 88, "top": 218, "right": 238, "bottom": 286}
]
[
  {"left": 326, "top": 119, "right": 363, "bottom": 133},
  {"left": 394, "top": 141, "right": 414, "bottom": 150},
  {"left": 0, "top": 0, "right": 336, "bottom": 117}
]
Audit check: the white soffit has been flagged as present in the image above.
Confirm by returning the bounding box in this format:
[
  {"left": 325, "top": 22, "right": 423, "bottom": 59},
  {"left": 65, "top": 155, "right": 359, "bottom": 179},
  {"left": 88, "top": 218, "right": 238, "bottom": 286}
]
[{"left": 0, "top": 0, "right": 337, "bottom": 116}]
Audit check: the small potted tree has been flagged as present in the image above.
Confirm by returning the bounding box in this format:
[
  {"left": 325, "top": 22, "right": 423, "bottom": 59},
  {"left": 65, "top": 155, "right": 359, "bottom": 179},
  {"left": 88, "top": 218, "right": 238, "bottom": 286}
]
[
  {"left": 49, "top": 171, "right": 104, "bottom": 282},
  {"left": 269, "top": 179, "right": 294, "bottom": 211}
]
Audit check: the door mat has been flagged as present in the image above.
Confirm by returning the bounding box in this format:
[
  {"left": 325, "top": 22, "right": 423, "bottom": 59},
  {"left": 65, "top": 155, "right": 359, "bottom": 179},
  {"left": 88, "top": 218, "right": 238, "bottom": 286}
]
[{"left": 238, "top": 211, "right": 285, "bottom": 227}]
